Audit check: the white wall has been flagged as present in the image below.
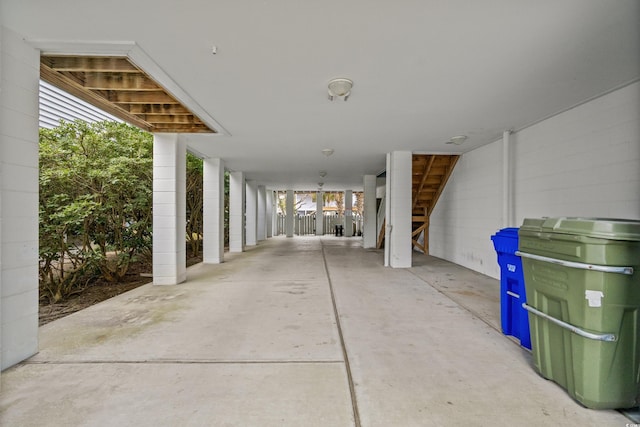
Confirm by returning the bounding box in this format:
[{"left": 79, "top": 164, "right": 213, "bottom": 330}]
[
  {"left": 430, "top": 82, "right": 640, "bottom": 279},
  {"left": 429, "top": 142, "right": 503, "bottom": 277},
  {"left": 0, "top": 26, "right": 40, "bottom": 369}
]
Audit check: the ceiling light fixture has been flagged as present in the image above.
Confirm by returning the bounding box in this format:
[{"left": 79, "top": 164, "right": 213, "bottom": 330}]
[
  {"left": 321, "top": 148, "right": 334, "bottom": 157},
  {"left": 318, "top": 182, "right": 324, "bottom": 188},
  {"left": 328, "top": 78, "right": 353, "bottom": 101},
  {"left": 446, "top": 135, "right": 468, "bottom": 145},
  {"left": 319, "top": 171, "right": 327, "bottom": 177}
]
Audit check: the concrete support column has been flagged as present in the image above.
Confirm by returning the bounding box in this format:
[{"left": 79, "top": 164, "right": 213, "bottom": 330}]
[
  {"left": 386, "top": 151, "right": 412, "bottom": 268},
  {"left": 153, "top": 133, "right": 187, "bottom": 285},
  {"left": 0, "top": 27, "right": 39, "bottom": 369},
  {"left": 273, "top": 191, "right": 280, "bottom": 236},
  {"left": 316, "top": 191, "right": 324, "bottom": 235},
  {"left": 245, "top": 180, "right": 257, "bottom": 246},
  {"left": 363, "top": 174, "right": 377, "bottom": 248},
  {"left": 266, "top": 190, "right": 274, "bottom": 238},
  {"left": 229, "top": 171, "right": 245, "bottom": 252},
  {"left": 203, "top": 158, "right": 225, "bottom": 264},
  {"left": 344, "top": 190, "right": 353, "bottom": 237},
  {"left": 285, "top": 190, "right": 294, "bottom": 237},
  {"left": 257, "top": 185, "right": 267, "bottom": 241}
]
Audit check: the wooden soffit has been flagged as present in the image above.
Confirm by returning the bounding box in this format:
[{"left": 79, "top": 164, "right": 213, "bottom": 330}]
[{"left": 40, "top": 55, "right": 215, "bottom": 133}]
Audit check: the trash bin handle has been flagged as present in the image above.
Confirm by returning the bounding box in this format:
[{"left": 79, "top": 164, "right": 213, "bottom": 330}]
[
  {"left": 522, "top": 303, "right": 617, "bottom": 342},
  {"left": 515, "top": 251, "right": 634, "bottom": 275}
]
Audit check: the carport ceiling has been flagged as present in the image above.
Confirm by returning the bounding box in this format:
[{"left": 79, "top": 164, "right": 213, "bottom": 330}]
[{"left": 4, "top": 1, "right": 639, "bottom": 190}]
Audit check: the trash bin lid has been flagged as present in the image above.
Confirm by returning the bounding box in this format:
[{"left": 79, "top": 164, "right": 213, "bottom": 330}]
[{"left": 520, "top": 217, "right": 640, "bottom": 241}]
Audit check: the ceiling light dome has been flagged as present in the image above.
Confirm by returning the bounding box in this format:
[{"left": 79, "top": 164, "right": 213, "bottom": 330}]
[{"left": 328, "top": 78, "right": 353, "bottom": 101}]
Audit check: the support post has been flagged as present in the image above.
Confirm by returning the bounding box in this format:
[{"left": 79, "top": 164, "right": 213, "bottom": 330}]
[
  {"left": 153, "top": 133, "right": 187, "bottom": 285},
  {"left": 245, "top": 180, "right": 257, "bottom": 246},
  {"left": 266, "top": 190, "right": 274, "bottom": 238},
  {"left": 285, "top": 190, "right": 294, "bottom": 237},
  {"left": 257, "top": 185, "right": 266, "bottom": 241},
  {"left": 344, "top": 190, "right": 353, "bottom": 237},
  {"left": 363, "top": 175, "right": 377, "bottom": 248},
  {"left": 386, "top": 151, "right": 412, "bottom": 268},
  {"left": 203, "top": 158, "right": 225, "bottom": 263},
  {"left": 0, "top": 28, "right": 39, "bottom": 369},
  {"left": 316, "top": 191, "right": 324, "bottom": 235},
  {"left": 229, "top": 171, "right": 245, "bottom": 252}
]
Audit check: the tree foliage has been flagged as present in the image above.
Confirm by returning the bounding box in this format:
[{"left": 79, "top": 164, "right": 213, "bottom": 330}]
[
  {"left": 186, "top": 153, "right": 203, "bottom": 257},
  {"left": 39, "top": 120, "right": 153, "bottom": 302}
]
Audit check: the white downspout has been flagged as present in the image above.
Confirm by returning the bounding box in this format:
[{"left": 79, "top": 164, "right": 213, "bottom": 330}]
[{"left": 502, "top": 130, "right": 512, "bottom": 228}]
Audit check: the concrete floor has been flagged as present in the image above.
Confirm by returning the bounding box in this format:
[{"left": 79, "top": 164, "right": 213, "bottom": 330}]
[{"left": 0, "top": 236, "right": 632, "bottom": 426}]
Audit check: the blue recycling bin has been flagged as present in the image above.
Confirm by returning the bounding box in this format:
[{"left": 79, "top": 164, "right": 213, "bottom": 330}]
[{"left": 491, "top": 228, "right": 531, "bottom": 349}]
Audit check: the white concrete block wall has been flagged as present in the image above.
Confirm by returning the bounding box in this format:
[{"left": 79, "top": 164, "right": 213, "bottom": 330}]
[
  {"left": 245, "top": 180, "right": 257, "bottom": 246},
  {"left": 363, "top": 175, "right": 377, "bottom": 248},
  {"left": 387, "top": 152, "right": 412, "bottom": 268},
  {"left": 257, "top": 185, "right": 266, "bottom": 241},
  {"left": 152, "top": 134, "right": 187, "bottom": 285},
  {"left": 512, "top": 82, "right": 640, "bottom": 221},
  {"left": 0, "top": 26, "right": 40, "bottom": 369},
  {"left": 203, "top": 158, "right": 225, "bottom": 264},
  {"left": 430, "top": 82, "right": 640, "bottom": 279},
  {"left": 229, "top": 171, "right": 245, "bottom": 252},
  {"left": 285, "top": 190, "right": 294, "bottom": 238},
  {"left": 344, "top": 190, "right": 353, "bottom": 237},
  {"left": 316, "top": 191, "right": 324, "bottom": 236},
  {"left": 266, "top": 190, "right": 274, "bottom": 238},
  {"left": 429, "top": 142, "right": 503, "bottom": 278}
]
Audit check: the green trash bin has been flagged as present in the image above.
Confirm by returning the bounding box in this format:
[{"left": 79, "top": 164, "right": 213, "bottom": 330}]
[{"left": 517, "top": 217, "right": 640, "bottom": 409}]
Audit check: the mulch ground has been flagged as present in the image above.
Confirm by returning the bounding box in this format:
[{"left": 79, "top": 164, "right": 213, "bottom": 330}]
[{"left": 39, "top": 254, "right": 203, "bottom": 326}]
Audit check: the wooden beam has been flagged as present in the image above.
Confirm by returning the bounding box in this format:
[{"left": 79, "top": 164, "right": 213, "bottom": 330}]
[
  {"left": 138, "top": 114, "right": 204, "bottom": 124},
  {"left": 411, "top": 239, "right": 425, "bottom": 253},
  {"left": 120, "top": 104, "right": 193, "bottom": 115},
  {"left": 427, "top": 156, "right": 460, "bottom": 216},
  {"left": 411, "top": 223, "right": 427, "bottom": 237},
  {"left": 42, "top": 56, "right": 139, "bottom": 73},
  {"left": 40, "top": 64, "right": 153, "bottom": 131},
  {"left": 151, "top": 126, "right": 215, "bottom": 133},
  {"left": 151, "top": 123, "right": 212, "bottom": 130},
  {"left": 377, "top": 219, "right": 386, "bottom": 249},
  {"left": 82, "top": 72, "right": 161, "bottom": 91},
  {"left": 106, "top": 90, "right": 179, "bottom": 104}
]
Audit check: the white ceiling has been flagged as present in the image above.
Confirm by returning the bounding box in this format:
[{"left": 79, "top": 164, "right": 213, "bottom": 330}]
[{"left": 3, "top": 0, "right": 639, "bottom": 191}]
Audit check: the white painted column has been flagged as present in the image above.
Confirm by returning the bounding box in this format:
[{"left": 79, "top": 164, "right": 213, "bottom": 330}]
[
  {"left": 266, "top": 190, "right": 274, "bottom": 238},
  {"left": 245, "top": 180, "right": 257, "bottom": 246},
  {"left": 153, "top": 134, "right": 187, "bottom": 285},
  {"left": 386, "top": 151, "right": 412, "bottom": 268},
  {"left": 257, "top": 185, "right": 267, "bottom": 241},
  {"left": 363, "top": 174, "right": 377, "bottom": 248},
  {"left": 316, "top": 191, "right": 324, "bottom": 235},
  {"left": 229, "top": 171, "right": 245, "bottom": 252},
  {"left": 344, "top": 190, "right": 353, "bottom": 237},
  {"left": 0, "top": 27, "right": 39, "bottom": 369},
  {"left": 285, "top": 190, "right": 294, "bottom": 237},
  {"left": 203, "top": 158, "right": 225, "bottom": 264},
  {"left": 273, "top": 191, "right": 280, "bottom": 236}
]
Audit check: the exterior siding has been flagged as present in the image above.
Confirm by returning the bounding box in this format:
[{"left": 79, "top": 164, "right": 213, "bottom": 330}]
[{"left": 39, "top": 80, "right": 120, "bottom": 128}]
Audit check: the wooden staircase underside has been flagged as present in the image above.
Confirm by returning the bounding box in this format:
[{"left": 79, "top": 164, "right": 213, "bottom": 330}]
[
  {"left": 411, "top": 154, "right": 459, "bottom": 254},
  {"left": 377, "top": 154, "right": 459, "bottom": 252}
]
